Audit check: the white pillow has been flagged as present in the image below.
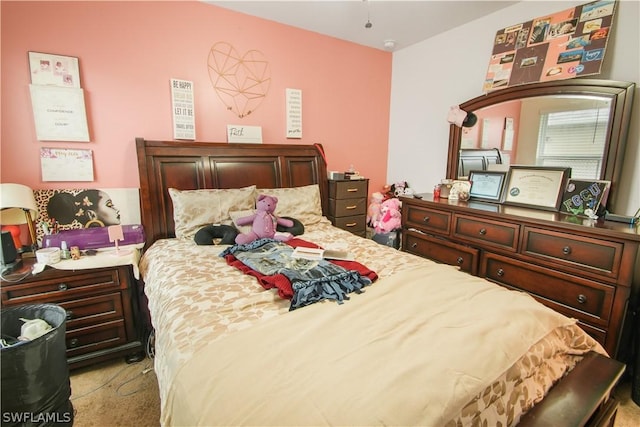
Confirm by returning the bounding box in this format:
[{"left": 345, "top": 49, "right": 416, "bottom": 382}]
[
  {"left": 257, "top": 184, "right": 323, "bottom": 225},
  {"left": 169, "top": 186, "right": 256, "bottom": 238}
]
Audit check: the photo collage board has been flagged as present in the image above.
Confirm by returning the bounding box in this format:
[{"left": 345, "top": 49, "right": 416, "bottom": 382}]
[{"left": 484, "top": 0, "right": 616, "bottom": 92}]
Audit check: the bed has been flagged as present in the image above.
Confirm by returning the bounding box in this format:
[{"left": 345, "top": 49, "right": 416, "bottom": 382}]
[{"left": 135, "top": 138, "right": 625, "bottom": 426}]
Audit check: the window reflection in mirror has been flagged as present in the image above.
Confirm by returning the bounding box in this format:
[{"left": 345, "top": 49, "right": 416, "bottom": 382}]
[{"left": 459, "top": 95, "right": 611, "bottom": 180}]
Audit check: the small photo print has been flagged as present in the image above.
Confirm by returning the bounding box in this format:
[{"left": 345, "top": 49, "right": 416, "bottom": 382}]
[
  {"left": 546, "top": 66, "right": 563, "bottom": 76},
  {"left": 566, "top": 35, "right": 590, "bottom": 49},
  {"left": 500, "top": 53, "right": 515, "bottom": 64},
  {"left": 557, "top": 50, "right": 584, "bottom": 64},
  {"left": 583, "top": 48, "right": 604, "bottom": 62},
  {"left": 580, "top": 1, "right": 615, "bottom": 21},
  {"left": 520, "top": 56, "right": 538, "bottom": 67},
  {"left": 495, "top": 33, "right": 507, "bottom": 45},
  {"left": 583, "top": 18, "right": 602, "bottom": 34},
  {"left": 548, "top": 19, "right": 578, "bottom": 38},
  {"left": 590, "top": 27, "right": 609, "bottom": 41},
  {"left": 529, "top": 19, "right": 549, "bottom": 44}
]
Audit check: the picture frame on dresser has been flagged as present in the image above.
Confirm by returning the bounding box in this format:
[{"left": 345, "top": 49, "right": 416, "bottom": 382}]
[
  {"left": 559, "top": 179, "right": 611, "bottom": 217},
  {"left": 468, "top": 170, "right": 508, "bottom": 202},
  {"left": 503, "top": 166, "right": 571, "bottom": 211}
]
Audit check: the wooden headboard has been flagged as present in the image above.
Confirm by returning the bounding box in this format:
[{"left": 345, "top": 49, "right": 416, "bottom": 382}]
[{"left": 135, "top": 138, "right": 329, "bottom": 248}]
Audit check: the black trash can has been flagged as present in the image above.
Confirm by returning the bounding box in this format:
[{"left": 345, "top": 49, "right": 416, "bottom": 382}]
[{"left": 1, "top": 304, "right": 73, "bottom": 426}]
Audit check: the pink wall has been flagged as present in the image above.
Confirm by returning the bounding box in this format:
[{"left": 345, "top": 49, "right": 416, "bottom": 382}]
[{"left": 1, "top": 1, "right": 391, "bottom": 195}]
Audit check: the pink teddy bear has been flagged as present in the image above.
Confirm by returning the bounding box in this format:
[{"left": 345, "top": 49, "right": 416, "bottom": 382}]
[
  {"left": 374, "top": 198, "right": 402, "bottom": 234},
  {"left": 234, "top": 194, "right": 294, "bottom": 245}
]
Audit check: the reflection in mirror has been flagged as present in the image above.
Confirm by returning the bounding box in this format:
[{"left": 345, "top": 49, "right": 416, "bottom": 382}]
[
  {"left": 460, "top": 95, "right": 611, "bottom": 180},
  {"left": 447, "top": 79, "right": 635, "bottom": 213}
]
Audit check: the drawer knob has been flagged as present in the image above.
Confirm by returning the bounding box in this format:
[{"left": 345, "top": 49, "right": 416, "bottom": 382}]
[
  {"left": 456, "top": 257, "right": 464, "bottom": 265},
  {"left": 562, "top": 246, "right": 572, "bottom": 255},
  {"left": 411, "top": 242, "right": 418, "bottom": 249},
  {"left": 479, "top": 228, "right": 487, "bottom": 235},
  {"left": 69, "top": 338, "right": 79, "bottom": 348},
  {"left": 577, "top": 294, "right": 587, "bottom": 304},
  {"left": 497, "top": 268, "right": 505, "bottom": 277},
  {"left": 58, "top": 283, "right": 68, "bottom": 291},
  {"left": 422, "top": 216, "right": 430, "bottom": 223},
  {"left": 65, "top": 310, "right": 73, "bottom": 320}
]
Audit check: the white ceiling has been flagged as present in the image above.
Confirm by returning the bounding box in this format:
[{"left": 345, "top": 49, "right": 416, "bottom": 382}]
[{"left": 206, "top": 1, "right": 519, "bottom": 51}]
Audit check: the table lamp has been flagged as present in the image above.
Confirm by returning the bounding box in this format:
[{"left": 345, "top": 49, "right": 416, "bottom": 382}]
[{"left": 0, "top": 183, "right": 39, "bottom": 253}]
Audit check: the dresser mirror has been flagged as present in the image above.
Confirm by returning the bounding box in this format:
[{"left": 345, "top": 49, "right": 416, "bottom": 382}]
[{"left": 446, "top": 79, "right": 635, "bottom": 213}]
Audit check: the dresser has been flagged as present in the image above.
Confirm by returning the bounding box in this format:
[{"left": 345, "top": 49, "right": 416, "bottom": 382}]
[
  {"left": 328, "top": 179, "right": 368, "bottom": 237},
  {"left": 401, "top": 194, "right": 640, "bottom": 359},
  {"left": 1, "top": 257, "right": 144, "bottom": 369}
]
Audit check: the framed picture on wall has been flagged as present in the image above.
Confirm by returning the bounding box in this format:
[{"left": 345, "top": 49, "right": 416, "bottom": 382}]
[
  {"left": 468, "top": 170, "right": 508, "bottom": 202},
  {"left": 503, "top": 166, "right": 571, "bottom": 211},
  {"left": 28, "top": 51, "right": 80, "bottom": 88}
]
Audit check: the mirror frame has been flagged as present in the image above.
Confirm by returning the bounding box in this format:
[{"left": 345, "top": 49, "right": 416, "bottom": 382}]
[{"left": 447, "top": 79, "right": 635, "bottom": 210}]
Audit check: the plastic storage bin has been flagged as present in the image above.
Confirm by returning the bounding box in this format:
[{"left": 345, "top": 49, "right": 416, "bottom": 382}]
[{"left": 1, "top": 304, "right": 73, "bottom": 426}]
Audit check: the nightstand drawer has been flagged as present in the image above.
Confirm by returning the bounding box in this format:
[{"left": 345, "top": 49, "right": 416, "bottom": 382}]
[
  {"left": 59, "top": 292, "right": 125, "bottom": 329},
  {"left": 329, "top": 198, "right": 366, "bottom": 217},
  {"left": 453, "top": 214, "right": 519, "bottom": 252},
  {"left": 404, "top": 205, "right": 451, "bottom": 235},
  {"left": 65, "top": 319, "right": 128, "bottom": 358},
  {"left": 329, "top": 180, "right": 368, "bottom": 199},
  {"left": 482, "top": 253, "right": 614, "bottom": 327},
  {"left": 522, "top": 227, "right": 622, "bottom": 280},
  {"left": 2, "top": 269, "right": 123, "bottom": 304},
  {"left": 332, "top": 215, "right": 366, "bottom": 233}
]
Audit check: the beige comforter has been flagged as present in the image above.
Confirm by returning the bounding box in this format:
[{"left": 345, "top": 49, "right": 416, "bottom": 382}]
[{"left": 139, "top": 220, "right": 604, "bottom": 426}]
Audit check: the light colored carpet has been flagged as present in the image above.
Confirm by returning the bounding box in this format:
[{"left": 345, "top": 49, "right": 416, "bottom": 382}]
[
  {"left": 70, "top": 357, "right": 639, "bottom": 426},
  {"left": 70, "top": 357, "right": 160, "bottom": 426}
]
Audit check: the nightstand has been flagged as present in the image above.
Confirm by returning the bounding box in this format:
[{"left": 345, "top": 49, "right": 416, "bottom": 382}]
[
  {"left": 1, "top": 256, "right": 144, "bottom": 369},
  {"left": 328, "top": 179, "right": 368, "bottom": 237}
]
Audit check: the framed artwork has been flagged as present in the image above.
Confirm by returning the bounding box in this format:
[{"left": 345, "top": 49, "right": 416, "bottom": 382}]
[
  {"left": 559, "top": 179, "right": 610, "bottom": 217},
  {"left": 504, "top": 166, "right": 571, "bottom": 211},
  {"left": 468, "top": 170, "right": 508, "bottom": 202},
  {"left": 28, "top": 51, "right": 80, "bottom": 88}
]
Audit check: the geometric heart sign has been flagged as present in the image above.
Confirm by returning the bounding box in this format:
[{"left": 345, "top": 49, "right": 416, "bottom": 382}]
[{"left": 207, "top": 42, "right": 271, "bottom": 118}]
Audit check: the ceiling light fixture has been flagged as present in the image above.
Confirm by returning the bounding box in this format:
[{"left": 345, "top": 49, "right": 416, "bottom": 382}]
[{"left": 363, "top": 0, "right": 372, "bottom": 29}]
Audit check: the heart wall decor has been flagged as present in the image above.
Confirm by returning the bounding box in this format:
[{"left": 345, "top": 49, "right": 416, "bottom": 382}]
[{"left": 207, "top": 42, "right": 271, "bottom": 118}]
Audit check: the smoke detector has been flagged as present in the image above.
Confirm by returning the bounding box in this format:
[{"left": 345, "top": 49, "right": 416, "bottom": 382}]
[{"left": 383, "top": 40, "right": 396, "bottom": 51}]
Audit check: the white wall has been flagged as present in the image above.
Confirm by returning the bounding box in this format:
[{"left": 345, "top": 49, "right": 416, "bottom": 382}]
[{"left": 388, "top": 0, "right": 640, "bottom": 215}]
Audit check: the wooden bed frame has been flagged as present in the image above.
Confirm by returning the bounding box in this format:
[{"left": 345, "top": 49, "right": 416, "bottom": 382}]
[{"left": 135, "top": 137, "right": 625, "bottom": 426}]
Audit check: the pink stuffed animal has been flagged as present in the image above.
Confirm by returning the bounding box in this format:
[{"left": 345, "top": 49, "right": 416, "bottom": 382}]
[
  {"left": 366, "top": 192, "right": 384, "bottom": 227},
  {"left": 235, "top": 194, "right": 294, "bottom": 245},
  {"left": 374, "top": 198, "right": 402, "bottom": 233}
]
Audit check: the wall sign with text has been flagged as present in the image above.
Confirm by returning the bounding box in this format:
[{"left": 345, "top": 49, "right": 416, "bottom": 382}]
[{"left": 484, "top": 0, "right": 615, "bottom": 92}]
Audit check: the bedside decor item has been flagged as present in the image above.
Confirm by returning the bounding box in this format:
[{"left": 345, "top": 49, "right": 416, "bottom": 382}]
[
  {"left": 0, "top": 183, "right": 39, "bottom": 252},
  {"left": 468, "top": 170, "right": 508, "bottom": 202},
  {"left": 504, "top": 166, "right": 570, "bottom": 211}
]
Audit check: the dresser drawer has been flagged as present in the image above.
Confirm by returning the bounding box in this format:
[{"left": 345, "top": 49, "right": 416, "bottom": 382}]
[
  {"left": 65, "top": 319, "right": 128, "bottom": 358},
  {"left": 329, "top": 180, "right": 368, "bottom": 199},
  {"left": 59, "top": 292, "right": 125, "bottom": 330},
  {"left": 453, "top": 214, "right": 519, "bottom": 252},
  {"left": 522, "top": 227, "right": 622, "bottom": 281},
  {"left": 329, "top": 197, "right": 366, "bottom": 217},
  {"left": 331, "top": 215, "right": 366, "bottom": 234},
  {"left": 403, "top": 231, "right": 478, "bottom": 274},
  {"left": 404, "top": 205, "right": 451, "bottom": 235},
  {"left": 481, "top": 253, "right": 614, "bottom": 328},
  {"left": 2, "top": 269, "right": 123, "bottom": 305}
]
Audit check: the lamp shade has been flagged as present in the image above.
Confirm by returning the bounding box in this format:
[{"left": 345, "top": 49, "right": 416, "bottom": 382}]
[{"left": 0, "top": 183, "right": 39, "bottom": 224}]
